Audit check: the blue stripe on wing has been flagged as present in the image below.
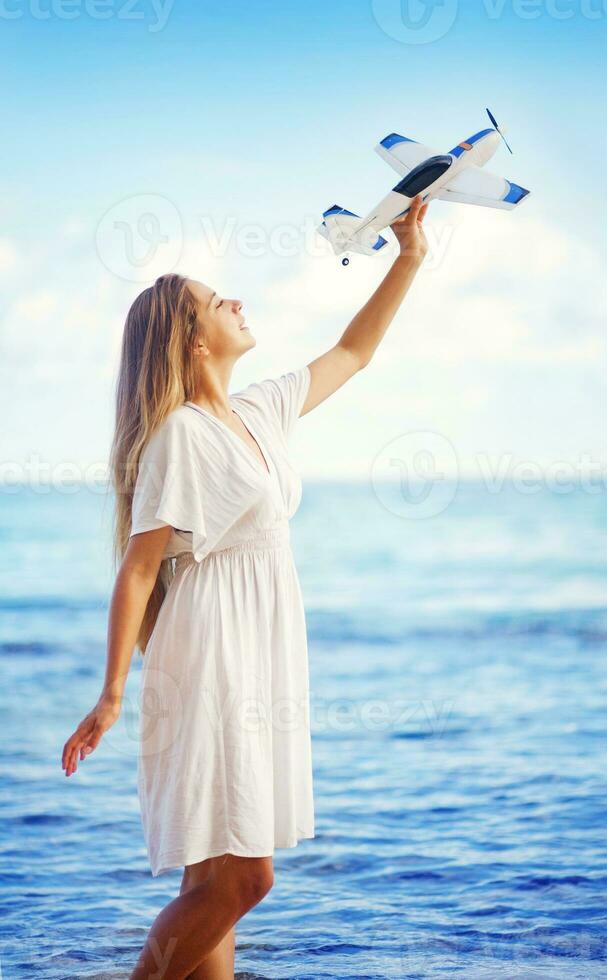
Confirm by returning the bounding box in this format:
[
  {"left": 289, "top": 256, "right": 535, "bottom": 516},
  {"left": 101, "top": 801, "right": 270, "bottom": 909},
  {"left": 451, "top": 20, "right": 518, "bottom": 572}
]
[
  {"left": 379, "top": 133, "right": 417, "bottom": 149},
  {"left": 449, "top": 127, "right": 494, "bottom": 157},
  {"left": 503, "top": 181, "right": 530, "bottom": 204},
  {"left": 322, "top": 204, "right": 360, "bottom": 218}
]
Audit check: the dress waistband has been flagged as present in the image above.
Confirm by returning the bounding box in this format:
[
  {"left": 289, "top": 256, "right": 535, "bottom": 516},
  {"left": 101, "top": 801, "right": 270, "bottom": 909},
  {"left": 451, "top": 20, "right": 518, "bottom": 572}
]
[{"left": 175, "top": 525, "right": 290, "bottom": 571}]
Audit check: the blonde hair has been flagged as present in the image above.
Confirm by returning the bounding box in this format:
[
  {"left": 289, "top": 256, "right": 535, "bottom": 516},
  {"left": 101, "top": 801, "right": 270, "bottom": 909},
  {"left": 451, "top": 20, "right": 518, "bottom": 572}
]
[{"left": 109, "top": 273, "right": 202, "bottom": 654}]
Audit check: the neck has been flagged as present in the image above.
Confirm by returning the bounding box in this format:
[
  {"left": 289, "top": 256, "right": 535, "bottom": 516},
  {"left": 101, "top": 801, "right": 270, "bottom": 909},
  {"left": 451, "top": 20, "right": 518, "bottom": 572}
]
[{"left": 189, "top": 357, "right": 236, "bottom": 419}]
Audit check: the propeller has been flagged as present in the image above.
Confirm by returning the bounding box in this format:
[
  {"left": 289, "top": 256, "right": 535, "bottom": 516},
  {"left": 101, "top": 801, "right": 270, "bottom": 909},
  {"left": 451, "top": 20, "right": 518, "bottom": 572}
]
[{"left": 486, "top": 107, "right": 513, "bottom": 154}]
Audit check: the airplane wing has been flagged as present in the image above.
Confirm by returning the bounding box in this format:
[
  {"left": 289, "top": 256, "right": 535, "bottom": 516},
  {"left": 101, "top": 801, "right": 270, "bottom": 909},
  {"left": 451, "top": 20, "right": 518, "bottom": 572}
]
[
  {"left": 341, "top": 236, "right": 389, "bottom": 257},
  {"left": 375, "top": 133, "right": 439, "bottom": 177},
  {"left": 437, "top": 165, "right": 530, "bottom": 209},
  {"left": 318, "top": 205, "right": 389, "bottom": 256}
]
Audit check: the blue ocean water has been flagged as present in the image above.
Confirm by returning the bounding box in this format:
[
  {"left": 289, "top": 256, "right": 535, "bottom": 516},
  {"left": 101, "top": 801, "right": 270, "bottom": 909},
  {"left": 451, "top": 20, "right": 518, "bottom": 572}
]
[{"left": 0, "top": 480, "right": 606, "bottom": 979}]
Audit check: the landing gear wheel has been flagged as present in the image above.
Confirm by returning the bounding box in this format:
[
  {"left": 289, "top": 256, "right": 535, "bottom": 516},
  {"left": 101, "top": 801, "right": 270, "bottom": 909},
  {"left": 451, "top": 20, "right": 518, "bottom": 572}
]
[{"left": 341, "top": 257, "right": 350, "bottom": 266}]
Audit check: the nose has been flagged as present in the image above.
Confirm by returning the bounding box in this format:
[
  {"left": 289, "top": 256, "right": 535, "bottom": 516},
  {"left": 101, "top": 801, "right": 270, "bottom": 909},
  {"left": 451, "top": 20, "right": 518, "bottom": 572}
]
[{"left": 234, "top": 299, "right": 243, "bottom": 313}]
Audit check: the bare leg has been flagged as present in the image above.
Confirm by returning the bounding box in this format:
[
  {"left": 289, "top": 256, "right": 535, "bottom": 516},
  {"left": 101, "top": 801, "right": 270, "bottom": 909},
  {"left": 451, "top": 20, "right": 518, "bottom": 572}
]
[
  {"left": 129, "top": 853, "right": 273, "bottom": 980},
  {"left": 181, "top": 857, "right": 235, "bottom": 980}
]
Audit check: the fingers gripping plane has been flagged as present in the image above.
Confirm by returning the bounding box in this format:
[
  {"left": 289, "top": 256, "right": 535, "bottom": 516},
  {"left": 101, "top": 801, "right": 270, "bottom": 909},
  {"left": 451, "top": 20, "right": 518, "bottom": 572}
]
[{"left": 317, "top": 109, "right": 530, "bottom": 266}]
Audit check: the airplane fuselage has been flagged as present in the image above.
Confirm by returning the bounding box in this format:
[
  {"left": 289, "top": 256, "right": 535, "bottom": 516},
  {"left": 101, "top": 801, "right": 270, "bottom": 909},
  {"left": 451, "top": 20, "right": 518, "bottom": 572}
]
[
  {"left": 355, "top": 128, "right": 501, "bottom": 247},
  {"left": 319, "top": 119, "right": 529, "bottom": 262}
]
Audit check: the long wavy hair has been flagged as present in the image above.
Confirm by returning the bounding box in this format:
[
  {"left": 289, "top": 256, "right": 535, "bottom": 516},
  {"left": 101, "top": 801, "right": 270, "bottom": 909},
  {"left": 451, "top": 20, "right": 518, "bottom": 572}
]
[{"left": 109, "top": 273, "right": 202, "bottom": 655}]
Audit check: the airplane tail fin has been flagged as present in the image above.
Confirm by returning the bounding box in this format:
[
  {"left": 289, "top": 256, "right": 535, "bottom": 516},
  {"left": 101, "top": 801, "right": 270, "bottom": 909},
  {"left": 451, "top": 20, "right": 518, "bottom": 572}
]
[{"left": 317, "top": 204, "right": 389, "bottom": 256}]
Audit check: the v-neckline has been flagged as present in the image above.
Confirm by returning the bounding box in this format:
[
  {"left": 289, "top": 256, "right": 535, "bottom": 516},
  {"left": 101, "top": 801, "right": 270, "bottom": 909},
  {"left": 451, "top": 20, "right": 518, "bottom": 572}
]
[{"left": 185, "top": 399, "right": 272, "bottom": 479}]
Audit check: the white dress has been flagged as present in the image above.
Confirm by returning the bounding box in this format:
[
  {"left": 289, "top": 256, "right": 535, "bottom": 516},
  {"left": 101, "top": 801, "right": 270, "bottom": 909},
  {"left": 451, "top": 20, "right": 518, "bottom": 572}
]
[{"left": 130, "top": 365, "right": 315, "bottom": 877}]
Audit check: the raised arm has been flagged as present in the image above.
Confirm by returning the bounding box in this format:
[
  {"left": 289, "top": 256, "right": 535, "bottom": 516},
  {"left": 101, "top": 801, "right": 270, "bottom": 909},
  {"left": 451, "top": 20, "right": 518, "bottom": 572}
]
[{"left": 300, "top": 194, "right": 429, "bottom": 417}]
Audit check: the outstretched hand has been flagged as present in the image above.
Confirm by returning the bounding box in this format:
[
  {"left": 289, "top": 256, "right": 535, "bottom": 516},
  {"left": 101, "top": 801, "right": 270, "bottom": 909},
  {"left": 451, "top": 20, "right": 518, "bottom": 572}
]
[
  {"left": 61, "top": 694, "right": 121, "bottom": 776},
  {"left": 390, "top": 194, "right": 429, "bottom": 263}
]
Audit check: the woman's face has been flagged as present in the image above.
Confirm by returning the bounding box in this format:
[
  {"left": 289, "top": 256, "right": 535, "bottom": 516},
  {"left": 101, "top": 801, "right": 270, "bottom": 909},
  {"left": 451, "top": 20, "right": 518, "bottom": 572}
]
[{"left": 187, "top": 279, "right": 255, "bottom": 360}]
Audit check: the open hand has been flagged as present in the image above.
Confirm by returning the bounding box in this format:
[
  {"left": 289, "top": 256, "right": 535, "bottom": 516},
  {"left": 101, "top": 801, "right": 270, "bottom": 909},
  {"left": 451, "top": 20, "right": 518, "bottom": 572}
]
[
  {"left": 61, "top": 694, "right": 121, "bottom": 777},
  {"left": 390, "top": 194, "right": 429, "bottom": 263}
]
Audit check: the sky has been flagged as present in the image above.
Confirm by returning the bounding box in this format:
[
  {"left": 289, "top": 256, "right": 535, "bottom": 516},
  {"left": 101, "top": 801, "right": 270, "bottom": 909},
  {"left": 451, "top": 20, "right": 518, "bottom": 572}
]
[{"left": 1, "top": 0, "right": 606, "bottom": 483}]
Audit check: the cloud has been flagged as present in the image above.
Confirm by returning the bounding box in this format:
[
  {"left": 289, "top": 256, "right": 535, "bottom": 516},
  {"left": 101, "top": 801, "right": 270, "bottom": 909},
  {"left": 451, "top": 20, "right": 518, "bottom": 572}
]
[
  {"left": 0, "top": 239, "right": 19, "bottom": 276},
  {"left": 13, "top": 290, "right": 59, "bottom": 322},
  {"left": 263, "top": 205, "right": 606, "bottom": 369},
  {"left": 412, "top": 206, "right": 606, "bottom": 361},
  {"left": 0, "top": 207, "right": 605, "bottom": 478}
]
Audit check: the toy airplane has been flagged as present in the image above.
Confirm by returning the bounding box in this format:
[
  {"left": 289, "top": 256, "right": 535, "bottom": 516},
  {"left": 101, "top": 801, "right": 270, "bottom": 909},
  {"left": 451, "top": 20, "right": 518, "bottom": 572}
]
[{"left": 318, "top": 109, "right": 530, "bottom": 266}]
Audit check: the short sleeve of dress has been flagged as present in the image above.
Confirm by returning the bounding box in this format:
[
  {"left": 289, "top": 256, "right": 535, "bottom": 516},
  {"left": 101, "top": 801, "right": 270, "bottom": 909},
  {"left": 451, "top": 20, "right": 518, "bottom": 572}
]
[
  {"left": 130, "top": 414, "right": 207, "bottom": 554},
  {"left": 241, "top": 365, "right": 311, "bottom": 441}
]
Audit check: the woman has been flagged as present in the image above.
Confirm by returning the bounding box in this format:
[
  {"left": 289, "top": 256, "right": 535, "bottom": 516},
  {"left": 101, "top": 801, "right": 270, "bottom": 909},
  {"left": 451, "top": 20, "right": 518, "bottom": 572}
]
[{"left": 61, "top": 194, "right": 429, "bottom": 979}]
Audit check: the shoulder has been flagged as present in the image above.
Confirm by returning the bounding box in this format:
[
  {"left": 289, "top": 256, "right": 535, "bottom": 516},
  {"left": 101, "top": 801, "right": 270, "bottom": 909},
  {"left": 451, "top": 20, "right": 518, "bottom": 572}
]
[
  {"left": 152, "top": 404, "right": 201, "bottom": 439},
  {"left": 232, "top": 366, "right": 310, "bottom": 440},
  {"left": 232, "top": 366, "right": 310, "bottom": 417},
  {"left": 139, "top": 405, "right": 203, "bottom": 463}
]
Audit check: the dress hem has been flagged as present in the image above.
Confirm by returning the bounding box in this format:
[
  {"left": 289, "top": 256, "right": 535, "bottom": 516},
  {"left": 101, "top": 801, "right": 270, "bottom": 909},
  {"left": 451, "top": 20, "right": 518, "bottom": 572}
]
[{"left": 149, "top": 832, "right": 316, "bottom": 878}]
